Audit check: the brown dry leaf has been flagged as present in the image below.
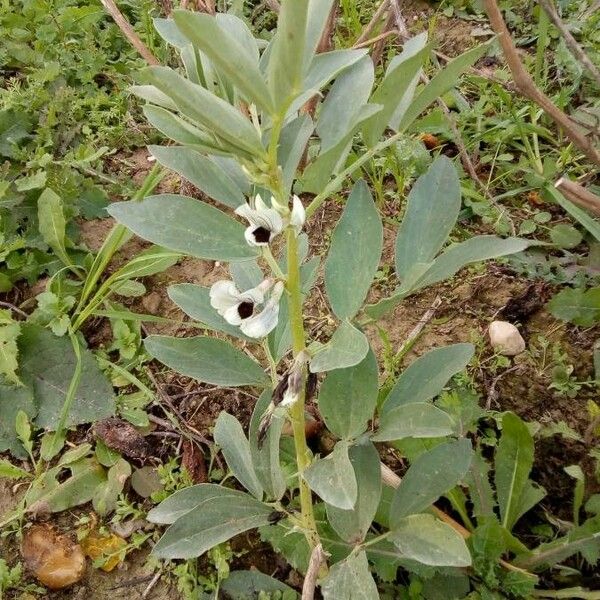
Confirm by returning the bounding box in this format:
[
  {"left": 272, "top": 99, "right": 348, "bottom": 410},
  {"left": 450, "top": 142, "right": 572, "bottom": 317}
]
[
  {"left": 80, "top": 531, "right": 127, "bottom": 572},
  {"left": 21, "top": 523, "right": 86, "bottom": 590},
  {"left": 420, "top": 133, "right": 441, "bottom": 149},
  {"left": 181, "top": 440, "right": 207, "bottom": 484},
  {"left": 93, "top": 417, "right": 149, "bottom": 459}
]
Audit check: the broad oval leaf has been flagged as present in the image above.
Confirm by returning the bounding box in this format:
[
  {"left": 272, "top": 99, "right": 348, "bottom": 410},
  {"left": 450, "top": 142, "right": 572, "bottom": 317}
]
[
  {"left": 221, "top": 570, "right": 299, "bottom": 599},
  {"left": 214, "top": 412, "right": 263, "bottom": 500},
  {"left": 325, "top": 179, "right": 383, "bottom": 320},
  {"left": 321, "top": 551, "right": 379, "bottom": 600},
  {"left": 309, "top": 320, "right": 369, "bottom": 373},
  {"left": 108, "top": 195, "right": 258, "bottom": 261},
  {"left": 152, "top": 486, "right": 273, "bottom": 558},
  {"left": 318, "top": 349, "right": 378, "bottom": 440},
  {"left": 149, "top": 146, "right": 246, "bottom": 209},
  {"left": 327, "top": 440, "right": 381, "bottom": 543},
  {"left": 382, "top": 343, "right": 474, "bottom": 414},
  {"left": 395, "top": 156, "right": 461, "bottom": 281},
  {"left": 145, "top": 335, "right": 268, "bottom": 387},
  {"left": 372, "top": 402, "right": 454, "bottom": 442},
  {"left": 304, "top": 441, "right": 357, "bottom": 509},
  {"left": 390, "top": 438, "right": 473, "bottom": 527},
  {"left": 168, "top": 284, "right": 253, "bottom": 341},
  {"left": 390, "top": 513, "right": 471, "bottom": 567}
]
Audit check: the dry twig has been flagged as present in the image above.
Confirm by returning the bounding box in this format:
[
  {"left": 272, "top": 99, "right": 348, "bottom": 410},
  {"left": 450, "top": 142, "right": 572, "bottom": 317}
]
[
  {"left": 99, "top": 0, "right": 160, "bottom": 66},
  {"left": 555, "top": 177, "right": 600, "bottom": 216},
  {"left": 302, "top": 544, "right": 328, "bottom": 600},
  {"left": 482, "top": 0, "right": 600, "bottom": 167},
  {"left": 355, "top": 0, "right": 390, "bottom": 45}
]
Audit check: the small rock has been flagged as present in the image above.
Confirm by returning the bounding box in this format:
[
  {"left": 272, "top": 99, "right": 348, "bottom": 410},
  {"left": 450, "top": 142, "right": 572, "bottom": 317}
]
[{"left": 488, "top": 320, "right": 526, "bottom": 356}]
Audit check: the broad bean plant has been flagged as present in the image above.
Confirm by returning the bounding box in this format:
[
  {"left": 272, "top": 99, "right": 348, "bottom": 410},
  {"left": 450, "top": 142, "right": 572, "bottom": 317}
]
[{"left": 109, "top": 2, "right": 530, "bottom": 595}]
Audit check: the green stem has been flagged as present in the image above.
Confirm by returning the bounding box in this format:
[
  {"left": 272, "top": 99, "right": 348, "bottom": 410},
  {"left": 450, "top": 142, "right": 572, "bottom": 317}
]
[
  {"left": 263, "top": 339, "right": 278, "bottom": 386},
  {"left": 262, "top": 246, "right": 285, "bottom": 280},
  {"left": 286, "top": 227, "right": 318, "bottom": 546}
]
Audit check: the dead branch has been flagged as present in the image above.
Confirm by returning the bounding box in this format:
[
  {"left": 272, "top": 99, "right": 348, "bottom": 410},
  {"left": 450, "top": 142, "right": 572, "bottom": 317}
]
[
  {"left": 371, "top": 10, "right": 395, "bottom": 66},
  {"left": 539, "top": 0, "right": 600, "bottom": 88},
  {"left": 265, "top": 0, "right": 281, "bottom": 13},
  {"left": 482, "top": 0, "right": 600, "bottom": 167},
  {"left": 302, "top": 544, "right": 328, "bottom": 600},
  {"left": 355, "top": 0, "right": 390, "bottom": 45},
  {"left": 555, "top": 177, "right": 600, "bottom": 216},
  {"left": 100, "top": 0, "right": 160, "bottom": 66},
  {"left": 353, "top": 30, "right": 399, "bottom": 49}
]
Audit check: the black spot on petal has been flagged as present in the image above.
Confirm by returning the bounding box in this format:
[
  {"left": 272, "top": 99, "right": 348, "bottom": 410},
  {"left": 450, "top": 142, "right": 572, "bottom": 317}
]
[
  {"left": 253, "top": 226, "right": 271, "bottom": 244},
  {"left": 237, "top": 301, "right": 254, "bottom": 319}
]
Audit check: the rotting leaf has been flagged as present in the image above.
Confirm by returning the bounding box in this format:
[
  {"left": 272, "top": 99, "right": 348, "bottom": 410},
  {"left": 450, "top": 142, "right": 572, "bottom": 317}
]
[
  {"left": 182, "top": 440, "right": 207, "bottom": 484},
  {"left": 81, "top": 531, "right": 127, "bottom": 572},
  {"left": 21, "top": 524, "right": 85, "bottom": 590},
  {"left": 93, "top": 417, "right": 149, "bottom": 459}
]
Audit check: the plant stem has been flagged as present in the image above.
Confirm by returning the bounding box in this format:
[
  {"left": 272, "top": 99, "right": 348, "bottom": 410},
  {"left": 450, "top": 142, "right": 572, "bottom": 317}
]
[
  {"left": 262, "top": 246, "right": 285, "bottom": 280},
  {"left": 286, "top": 227, "right": 318, "bottom": 547}
]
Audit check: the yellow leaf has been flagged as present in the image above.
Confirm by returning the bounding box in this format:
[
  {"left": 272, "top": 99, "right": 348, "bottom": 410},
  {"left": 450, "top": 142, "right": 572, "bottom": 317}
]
[{"left": 81, "top": 532, "right": 126, "bottom": 572}]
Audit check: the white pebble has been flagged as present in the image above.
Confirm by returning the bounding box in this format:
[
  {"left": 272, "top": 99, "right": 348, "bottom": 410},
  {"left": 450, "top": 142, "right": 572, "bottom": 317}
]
[{"left": 488, "top": 320, "right": 526, "bottom": 356}]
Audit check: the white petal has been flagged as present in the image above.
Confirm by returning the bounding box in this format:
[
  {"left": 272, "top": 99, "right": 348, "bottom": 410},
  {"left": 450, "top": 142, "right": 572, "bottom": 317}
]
[
  {"left": 235, "top": 203, "right": 257, "bottom": 225},
  {"left": 254, "top": 193, "right": 269, "bottom": 212},
  {"left": 280, "top": 387, "right": 299, "bottom": 407},
  {"left": 240, "top": 302, "right": 280, "bottom": 338},
  {"left": 237, "top": 202, "right": 284, "bottom": 241},
  {"left": 222, "top": 304, "right": 243, "bottom": 325},
  {"left": 209, "top": 280, "right": 241, "bottom": 314},
  {"left": 290, "top": 195, "right": 306, "bottom": 233},
  {"left": 239, "top": 278, "right": 272, "bottom": 305}
]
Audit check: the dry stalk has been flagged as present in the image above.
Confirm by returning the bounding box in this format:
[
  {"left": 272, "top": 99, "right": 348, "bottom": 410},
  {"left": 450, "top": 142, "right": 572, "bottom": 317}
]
[
  {"left": 555, "top": 177, "right": 600, "bottom": 216},
  {"left": 355, "top": 0, "right": 391, "bottom": 45},
  {"left": 99, "top": 0, "right": 160, "bottom": 66},
  {"left": 302, "top": 544, "right": 328, "bottom": 600},
  {"left": 482, "top": 0, "right": 600, "bottom": 167}
]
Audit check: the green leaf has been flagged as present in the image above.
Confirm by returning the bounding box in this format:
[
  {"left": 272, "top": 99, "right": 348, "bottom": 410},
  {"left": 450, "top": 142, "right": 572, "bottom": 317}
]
[
  {"left": 249, "top": 389, "right": 286, "bottom": 501},
  {"left": 389, "top": 513, "right": 471, "bottom": 567},
  {"left": 309, "top": 320, "right": 369, "bottom": 373},
  {"left": 363, "top": 37, "right": 430, "bottom": 146},
  {"left": 545, "top": 184, "right": 600, "bottom": 242},
  {"left": 327, "top": 440, "right": 381, "bottom": 543},
  {"left": 317, "top": 55, "right": 374, "bottom": 152},
  {"left": 304, "top": 0, "right": 336, "bottom": 67},
  {"left": 318, "top": 348, "right": 378, "bottom": 440},
  {"left": 131, "top": 84, "right": 178, "bottom": 109},
  {"left": 144, "top": 335, "right": 268, "bottom": 387},
  {"left": 390, "top": 438, "right": 473, "bottom": 526},
  {"left": 278, "top": 114, "right": 314, "bottom": 194},
  {"left": 325, "top": 180, "right": 383, "bottom": 320},
  {"left": 214, "top": 412, "right": 263, "bottom": 500},
  {"left": 152, "top": 485, "right": 274, "bottom": 558},
  {"left": 167, "top": 284, "right": 253, "bottom": 341},
  {"left": 92, "top": 458, "right": 131, "bottom": 516},
  {"left": 382, "top": 343, "right": 474, "bottom": 414},
  {"left": 268, "top": 0, "right": 309, "bottom": 109},
  {"left": 172, "top": 10, "right": 273, "bottom": 113},
  {"left": 495, "top": 412, "right": 538, "bottom": 531},
  {"left": 149, "top": 146, "right": 246, "bottom": 209},
  {"left": 0, "top": 458, "right": 32, "bottom": 479},
  {"left": 372, "top": 403, "right": 454, "bottom": 441},
  {"left": 142, "top": 66, "right": 264, "bottom": 156},
  {"left": 395, "top": 157, "right": 461, "bottom": 280},
  {"left": 37, "top": 188, "right": 71, "bottom": 266},
  {"left": 26, "top": 457, "right": 106, "bottom": 514},
  {"left": 221, "top": 570, "right": 298, "bottom": 599},
  {"left": 230, "top": 259, "right": 264, "bottom": 292},
  {"left": 0, "top": 311, "right": 21, "bottom": 385},
  {"left": 108, "top": 195, "right": 258, "bottom": 261},
  {"left": 321, "top": 551, "right": 378, "bottom": 600},
  {"left": 305, "top": 441, "right": 357, "bottom": 509},
  {"left": 550, "top": 224, "right": 582, "bottom": 248},
  {"left": 112, "top": 247, "right": 181, "bottom": 280},
  {"left": 18, "top": 324, "right": 115, "bottom": 430},
  {"left": 398, "top": 41, "right": 492, "bottom": 130},
  {"left": 548, "top": 287, "right": 600, "bottom": 326}
]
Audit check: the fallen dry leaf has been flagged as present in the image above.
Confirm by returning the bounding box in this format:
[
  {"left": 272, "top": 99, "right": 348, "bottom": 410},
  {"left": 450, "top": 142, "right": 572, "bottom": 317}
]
[
  {"left": 21, "top": 523, "right": 85, "bottom": 590},
  {"left": 93, "top": 417, "right": 149, "bottom": 459},
  {"left": 81, "top": 531, "right": 127, "bottom": 572},
  {"left": 181, "top": 440, "right": 207, "bottom": 483}
]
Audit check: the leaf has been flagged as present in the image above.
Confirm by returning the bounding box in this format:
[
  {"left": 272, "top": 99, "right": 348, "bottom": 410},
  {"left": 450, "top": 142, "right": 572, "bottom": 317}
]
[
  {"left": 545, "top": 184, "right": 600, "bottom": 242},
  {"left": 372, "top": 403, "right": 454, "bottom": 442},
  {"left": 144, "top": 335, "right": 268, "bottom": 387},
  {"left": 142, "top": 66, "right": 264, "bottom": 156},
  {"left": 112, "top": 247, "right": 181, "bottom": 280},
  {"left": 495, "top": 412, "right": 537, "bottom": 531},
  {"left": 550, "top": 224, "right": 582, "bottom": 248},
  {"left": 26, "top": 457, "right": 106, "bottom": 514},
  {"left": 389, "top": 513, "right": 471, "bottom": 567},
  {"left": 108, "top": 195, "right": 258, "bottom": 261},
  {"left": 92, "top": 458, "right": 132, "bottom": 516},
  {"left": 278, "top": 114, "right": 314, "bottom": 193},
  {"left": 465, "top": 450, "right": 497, "bottom": 519},
  {"left": 318, "top": 348, "right": 379, "bottom": 440},
  {"left": 325, "top": 180, "right": 383, "bottom": 320},
  {"left": 309, "top": 320, "right": 369, "bottom": 373},
  {"left": 81, "top": 531, "right": 127, "bottom": 572},
  {"left": 221, "top": 570, "right": 298, "bottom": 599},
  {"left": 0, "top": 458, "right": 31, "bottom": 479},
  {"left": 398, "top": 41, "right": 492, "bottom": 130},
  {"left": 0, "top": 312, "right": 21, "bottom": 385},
  {"left": 382, "top": 343, "right": 474, "bottom": 414},
  {"left": 37, "top": 188, "right": 70, "bottom": 266},
  {"left": 172, "top": 10, "right": 273, "bottom": 113},
  {"left": 149, "top": 145, "right": 246, "bottom": 209},
  {"left": 167, "top": 284, "right": 253, "bottom": 341},
  {"left": 565, "top": 464, "right": 585, "bottom": 526},
  {"left": 304, "top": 441, "right": 357, "bottom": 509},
  {"left": 327, "top": 440, "right": 381, "bottom": 543},
  {"left": 214, "top": 412, "right": 263, "bottom": 500},
  {"left": 390, "top": 438, "right": 473, "bottom": 526},
  {"left": 321, "top": 551, "right": 379, "bottom": 600},
  {"left": 363, "top": 38, "right": 430, "bottom": 146},
  {"left": 18, "top": 324, "right": 115, "bottom": 430},
  {"left": 249, "top": 389, "right": 286, "bottom": 501},
  {"left": 230, "top": 259, "right": 264, "bottom": 291},
  {"left": 317, "top": 55, "right": 374, "bottom": 151},
  {"left": 548, "top": 287, "right": 600, "bottom": 326},
  {"left": 395, "top": 157, "right": 461, "bottom": 281},
  {"left": 151, "top": 486, "right": 274, "bottom": 558}
]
